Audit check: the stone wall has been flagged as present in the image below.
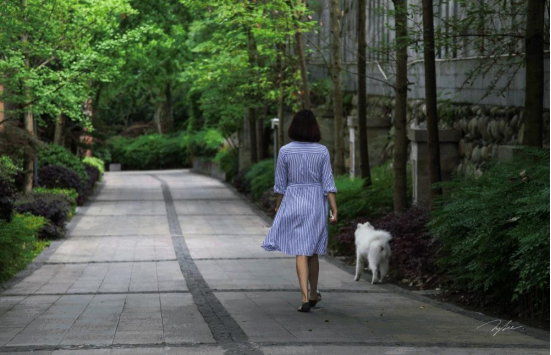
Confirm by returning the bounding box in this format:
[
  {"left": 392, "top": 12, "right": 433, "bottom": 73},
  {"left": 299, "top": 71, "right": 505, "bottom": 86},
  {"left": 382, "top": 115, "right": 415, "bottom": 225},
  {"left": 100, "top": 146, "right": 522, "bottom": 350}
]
[{"left": 349, "top": 95, "right": 550, "bottom": 177}]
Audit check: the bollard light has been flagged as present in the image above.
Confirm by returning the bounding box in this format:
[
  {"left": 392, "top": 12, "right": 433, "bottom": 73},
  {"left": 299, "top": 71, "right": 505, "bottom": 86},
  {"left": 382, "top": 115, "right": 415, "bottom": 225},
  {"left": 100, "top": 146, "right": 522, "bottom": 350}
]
[{"left": 271, "top": 118, "right": 279, "bottom": 172}]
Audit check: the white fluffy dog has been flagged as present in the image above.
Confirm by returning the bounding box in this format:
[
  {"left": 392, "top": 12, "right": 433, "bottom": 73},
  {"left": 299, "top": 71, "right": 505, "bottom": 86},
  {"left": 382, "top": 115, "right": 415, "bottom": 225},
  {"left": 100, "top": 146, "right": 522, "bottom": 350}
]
[{"left": 354, "top": 222, "right": 392, "bottom": 284}]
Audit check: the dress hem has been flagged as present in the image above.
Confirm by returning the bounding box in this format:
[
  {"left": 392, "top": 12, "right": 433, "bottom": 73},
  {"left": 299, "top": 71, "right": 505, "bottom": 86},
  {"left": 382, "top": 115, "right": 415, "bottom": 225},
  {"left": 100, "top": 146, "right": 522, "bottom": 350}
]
[{"left": 261, "top": 244, "right": 326, "bottom": 257}]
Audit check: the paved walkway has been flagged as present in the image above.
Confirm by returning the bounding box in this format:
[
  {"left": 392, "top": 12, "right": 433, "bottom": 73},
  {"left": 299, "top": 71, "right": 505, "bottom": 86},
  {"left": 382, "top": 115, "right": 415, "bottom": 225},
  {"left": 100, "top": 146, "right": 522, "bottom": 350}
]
[{"left": 0, "top": 170, "right": 548, "bottom": 355}]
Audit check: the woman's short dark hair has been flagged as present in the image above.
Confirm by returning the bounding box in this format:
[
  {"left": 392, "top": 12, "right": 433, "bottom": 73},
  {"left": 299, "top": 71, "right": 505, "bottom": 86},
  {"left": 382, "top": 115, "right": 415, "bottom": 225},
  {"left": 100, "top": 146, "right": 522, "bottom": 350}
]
[{"left": 288, "top": 109, "right": 321, "bottom": 142}]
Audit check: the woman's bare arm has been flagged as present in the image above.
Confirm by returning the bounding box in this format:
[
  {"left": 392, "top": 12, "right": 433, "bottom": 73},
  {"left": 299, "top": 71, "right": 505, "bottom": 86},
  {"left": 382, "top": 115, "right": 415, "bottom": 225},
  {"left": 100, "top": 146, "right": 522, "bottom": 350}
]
[
  {"left": 327, "top": 192, "right": 337, "bottom": 224},
  {"left": 274, "top": 194, "right": 283, "bottom": 212}
]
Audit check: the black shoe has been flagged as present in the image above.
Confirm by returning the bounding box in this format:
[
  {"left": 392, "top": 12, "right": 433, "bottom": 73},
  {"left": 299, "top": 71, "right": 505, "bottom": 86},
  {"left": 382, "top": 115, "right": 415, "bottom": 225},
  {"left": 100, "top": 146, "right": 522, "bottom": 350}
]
[
  {"left": 309, "top": 291, "right": 322, "bottom": 307},
  {"left": 297, "top": 302, "right": 311, "bottom": 312}
]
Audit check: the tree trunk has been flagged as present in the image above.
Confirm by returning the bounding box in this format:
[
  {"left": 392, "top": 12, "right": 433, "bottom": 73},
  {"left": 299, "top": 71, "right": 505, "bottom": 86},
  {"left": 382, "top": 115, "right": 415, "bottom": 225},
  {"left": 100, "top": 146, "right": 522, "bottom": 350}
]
[
  {"left": 422, "top": 0, "right": 442, "bottom": 208},
  {"left": 295, "top": 31, "right": 311, "bottom": 110},
  {"left": 23, "top": 107, "right": 34, "bottom": 193},
  {"left": 165, "top": 82, "right": 173, "bottom": 133},
  {"left": 256, "top": 111, "right": 264, "bottom": 161},
  {"left": 392, "top": 0, "right": 409, "bottom": 212},
  {"left": 248, "top": 108, "right": 258, "bottom": 164},
  {"left": 330, "top": 0, "right": 345, "bottom": 175},
  {"left": 247, "top": 28, "right": 259, "bottom": 164},
  {"left": 21, "top": 0, "right": 34, "bottom": 193},
  {"left": 154, "top": 102, "right": 163, "bottom": 135},
  {"left": 357, "top": 0, "right": 371, "bottom": 186},
  {"left": 0, "top": 84, "right": 4, "bottom": 132},
  {"left": 53, "top": 113, "right": 65, "bottom": 146},
  {"left": 292, "top": 0, "right": 311, "bottom": 110},
  {"left": 276, "top": 43, "right": 286, "bottom": 150},
  {"left": 523, "top": 0, "right": 545, "bottom": 147}
]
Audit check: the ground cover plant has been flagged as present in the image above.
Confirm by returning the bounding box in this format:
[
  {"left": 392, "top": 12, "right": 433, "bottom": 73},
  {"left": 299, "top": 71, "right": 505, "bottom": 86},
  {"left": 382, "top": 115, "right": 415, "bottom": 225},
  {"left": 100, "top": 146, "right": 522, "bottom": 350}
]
[
  {"left": 38, "top": 144, "right": 88, "bottom": 182},
  {"left": 0, "top": 213, "right": 47, "bottom": 282},
  {"left": 429, "top": 147, "right": 550, "bottom": 319},
  {"left": 244, "top": 159, "right": 275, "bottom": 201}
]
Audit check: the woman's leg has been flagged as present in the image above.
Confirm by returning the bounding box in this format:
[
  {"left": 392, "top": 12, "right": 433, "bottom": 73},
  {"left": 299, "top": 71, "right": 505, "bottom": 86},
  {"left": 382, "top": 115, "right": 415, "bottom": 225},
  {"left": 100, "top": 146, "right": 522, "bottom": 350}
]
[
  {"left": 307, "top": 254, "right": 320, "bottom": 300},
  {"left": 296, "top": 256, "right": 309, "bottom": 303}
]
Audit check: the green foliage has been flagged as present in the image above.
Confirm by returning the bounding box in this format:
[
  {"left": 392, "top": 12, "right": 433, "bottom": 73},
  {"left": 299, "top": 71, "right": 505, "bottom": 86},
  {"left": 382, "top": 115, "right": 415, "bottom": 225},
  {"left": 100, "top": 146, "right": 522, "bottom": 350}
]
[
  {"left": 0, "top": 156, "right": 19, "bottom": 182},
  {"left": 328, "top": 163, "right": 410, "bottom": 254},
  {"left": 83, "top": 157, "right": 105, "bottom": 175},
  {"left": 34, "top": 187, "right": 78, "bottom": 218},
  {"left": 429, "top": 147, "right": 549, "bottom": 314},
  {"left": 109, "top": 134, "right": 186, "bottom": 170},
  {"left": 245, "top": 159, "right": 275, "bottom": 201},
  {"left": 182, "top": 129, "right": 224, "bottom": 159},
  {"left": 214, "top": 147, "right": 238, "bottom": 182},
  {"left": 0, "top": 213, "right": 47, "bottom": 282},
  {"left": 38, "top": 144, "right": 87, "bottom": 182},
  {"left": 1, "top": 0, "right": 134, "bottom": 126}
]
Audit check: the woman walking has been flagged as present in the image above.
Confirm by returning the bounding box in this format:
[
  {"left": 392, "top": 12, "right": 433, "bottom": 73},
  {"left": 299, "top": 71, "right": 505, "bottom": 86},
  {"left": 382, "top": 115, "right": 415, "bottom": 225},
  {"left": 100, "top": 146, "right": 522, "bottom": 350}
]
[{"left": 261, "top": 109, "right": 338, "bottom": 313}]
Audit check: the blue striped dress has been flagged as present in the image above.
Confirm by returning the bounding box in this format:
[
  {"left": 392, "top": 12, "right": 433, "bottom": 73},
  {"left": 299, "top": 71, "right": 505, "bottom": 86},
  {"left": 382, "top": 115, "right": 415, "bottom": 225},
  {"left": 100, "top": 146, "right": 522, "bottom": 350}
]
[{"left": 261, "top": 141, "right": 338, "bottom": 256}]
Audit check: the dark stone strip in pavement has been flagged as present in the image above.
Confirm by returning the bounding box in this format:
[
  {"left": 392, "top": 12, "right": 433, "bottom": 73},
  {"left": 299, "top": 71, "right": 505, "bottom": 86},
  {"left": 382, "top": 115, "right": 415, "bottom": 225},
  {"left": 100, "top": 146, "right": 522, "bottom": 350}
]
[
  {"left": 151, "top": 175, "right": 265, "bottom": 355},
  {"left": 1, "top": 340, "right": 548, "bottom": 353},
  {"left": 42, "top": 259, "right": 178, "bottom": 265},
  {"left": 322, "top": 255, "right": 551, "bottom": 343}
]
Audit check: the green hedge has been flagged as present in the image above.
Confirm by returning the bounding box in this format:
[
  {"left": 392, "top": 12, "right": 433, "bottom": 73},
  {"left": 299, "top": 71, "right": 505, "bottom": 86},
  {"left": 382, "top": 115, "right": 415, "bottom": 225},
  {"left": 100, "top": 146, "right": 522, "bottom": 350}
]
[
  {"left": 38, "top": 144, "right": 87, "bottom": 182},
  {"left": 429, "top": 147, "right": 549, "bottom": 317},
  {"left": 328, "top": 163, "right": 401, "bottom": 254},
  {"left": 108, "top": 130, "right": 225, "bottom": 170},
  {"left": 182, "top": 129, "right": 225, "bottom": 158},
  {"left": 34, "top": 187, "right": 78, "bottom": 218},
  {"left": 214, "top": 147, "right": 238, "bottom": 182},
  {"left": 83, "top": 157, "right": 105, "bottom": 175},
  {"left": 245, "top": 159, "right": 275, "bottom": 200},
  {"left": 0, "top": 213, "right": 47, "bottom": 282},
  {"left": 109, "top": 134, "right": 186, "bottom": 170}
]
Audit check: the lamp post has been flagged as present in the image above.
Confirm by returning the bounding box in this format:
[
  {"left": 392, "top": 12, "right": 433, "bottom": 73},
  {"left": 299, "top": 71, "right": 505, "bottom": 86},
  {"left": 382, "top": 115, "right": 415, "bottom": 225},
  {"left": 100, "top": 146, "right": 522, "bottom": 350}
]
[{"left": 271, "top": 118, "right": 279, "bottom": 171}]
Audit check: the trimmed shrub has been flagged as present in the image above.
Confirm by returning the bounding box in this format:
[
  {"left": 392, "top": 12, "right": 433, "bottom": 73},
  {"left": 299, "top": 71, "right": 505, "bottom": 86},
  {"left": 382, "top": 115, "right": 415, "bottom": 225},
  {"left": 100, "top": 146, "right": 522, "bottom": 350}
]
[
  {"left": 15, "top": 193, "right": 71, "bottom": 239},
  {"left": 34, "top": 187, "right": 78, "bottom": 218},
  {"left": 182, "top": 129, "right": 224, "bottom": 159},
  {"left": 214, "top": 147, "right": 238, "bottom": 182},
  {"left": 37, "top": 165, "right": 82, "bottom": 193},
  {"left": 83, "top": 157, "right": 105, "bottom": 175},
  {"left": 109, "top": 134, "right": 186, "bottom": 170},
  {"left": 38, "top": 144, "right": 87, "bottom": 182},
  {"left": 78, "top": 165, "right": 101, "bottom": 205},
  {"left": 232, "top": 169, "right": 249, "bottom": 193},
  {"left": 245, "top": 159, "right": 275, "bottom": 201},
  {"left": 429, "top": 147, "right": 549, "bottom": 318},
  {"left": 0, "top": 156, "right": 19, "bottom": 181},
  {"left": 0, "top": 156, "right": 19, "bottom": 222},
  {"left": 0, "top": 213, "right": 46, "bottom": 282}
]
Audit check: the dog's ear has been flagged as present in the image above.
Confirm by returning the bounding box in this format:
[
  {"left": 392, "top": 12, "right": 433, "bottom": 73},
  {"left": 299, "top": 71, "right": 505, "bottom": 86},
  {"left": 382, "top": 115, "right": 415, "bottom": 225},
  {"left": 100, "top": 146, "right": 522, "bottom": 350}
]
[{"left": 357, "top": 223, "right": 362, "bottom": 228}]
